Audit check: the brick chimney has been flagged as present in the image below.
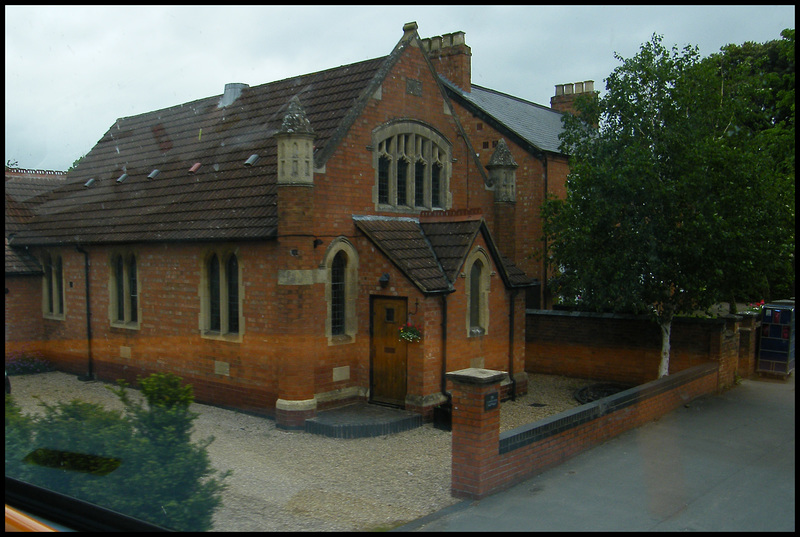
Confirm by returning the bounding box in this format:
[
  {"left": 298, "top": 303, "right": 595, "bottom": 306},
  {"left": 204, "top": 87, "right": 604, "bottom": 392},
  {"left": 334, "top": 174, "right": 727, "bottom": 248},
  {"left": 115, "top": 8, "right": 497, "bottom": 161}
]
[
  {"left": 420, "top": 31, "right": 472, "bottom": 92},
  {"left": 550, "top": 80, "right": 595, "bottom": 114}
]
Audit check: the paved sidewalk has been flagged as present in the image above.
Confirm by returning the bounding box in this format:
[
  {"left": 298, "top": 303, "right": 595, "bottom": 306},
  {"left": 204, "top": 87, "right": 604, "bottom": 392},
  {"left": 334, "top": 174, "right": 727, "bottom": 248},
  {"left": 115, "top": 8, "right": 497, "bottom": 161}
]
[{"left": 400, "top": 374, "right": 795, "bottom": 532}]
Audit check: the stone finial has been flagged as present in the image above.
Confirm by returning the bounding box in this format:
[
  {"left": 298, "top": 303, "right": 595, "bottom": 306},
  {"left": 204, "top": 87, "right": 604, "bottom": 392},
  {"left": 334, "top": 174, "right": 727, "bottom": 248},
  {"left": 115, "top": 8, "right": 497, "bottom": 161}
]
[
  {"left": 278, "top": 96, "right": 314, "bottom": 136},
  {"left": 486, "top": 139, "right": 517, "bottom": 169},
  {"left": 486, "top": 139, "right": 517, "bottom": 202}
]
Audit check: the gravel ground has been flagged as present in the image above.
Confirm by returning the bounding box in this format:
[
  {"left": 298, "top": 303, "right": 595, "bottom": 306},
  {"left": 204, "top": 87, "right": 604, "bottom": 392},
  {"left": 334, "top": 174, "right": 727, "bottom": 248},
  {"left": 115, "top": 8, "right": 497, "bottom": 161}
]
[{"left": 7, "top": 371, "right": 590, "bottom": 532}]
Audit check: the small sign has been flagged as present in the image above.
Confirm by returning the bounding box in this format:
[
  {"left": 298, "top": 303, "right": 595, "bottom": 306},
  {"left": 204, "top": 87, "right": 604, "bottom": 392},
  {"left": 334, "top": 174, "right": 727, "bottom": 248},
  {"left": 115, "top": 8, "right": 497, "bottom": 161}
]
[{"left": 484, "top": 391, "right": 499, "bottom": 411}]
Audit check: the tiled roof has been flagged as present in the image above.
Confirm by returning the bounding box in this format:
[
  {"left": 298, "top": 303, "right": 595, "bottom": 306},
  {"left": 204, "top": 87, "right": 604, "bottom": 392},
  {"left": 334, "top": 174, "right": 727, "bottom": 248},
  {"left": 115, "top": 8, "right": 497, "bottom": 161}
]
[
  {"left": 353, "top": 215, "right": 451, "bottom": 293},
  {"left": 354, "top": 211, "right": 535, "bottom": 294},
  {"left": 440, "top": 78, "right": 566, "bottom": 155},
  {"left": 5, "top": 169, "right": 67, "bottom": 203},
  {"left": 10, "top": 57, "right": 387, "bottom": 247},
  {"left": 5, "top": 169, "right": 66, "bottom": 273},
  {"left": 5, "top": 239, "right": 42, "bottom": 275}
]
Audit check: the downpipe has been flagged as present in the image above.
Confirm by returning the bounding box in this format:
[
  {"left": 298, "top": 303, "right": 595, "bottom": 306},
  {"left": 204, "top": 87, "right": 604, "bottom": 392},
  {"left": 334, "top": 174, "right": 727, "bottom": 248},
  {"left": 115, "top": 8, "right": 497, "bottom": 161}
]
[
  {"left": 508, "top": 289, "right": 517, "bottom": 401},
  {"left": 76, "top": 246, "right": 94, "bottom": 381}
]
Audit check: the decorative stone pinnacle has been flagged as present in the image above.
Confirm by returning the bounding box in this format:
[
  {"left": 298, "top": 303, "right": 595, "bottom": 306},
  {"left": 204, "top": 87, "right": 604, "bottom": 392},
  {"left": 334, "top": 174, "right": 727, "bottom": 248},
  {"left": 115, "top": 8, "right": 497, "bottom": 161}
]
[
  {"left": 486, "top": 139, "right": 517, "bottom": 168},
  {"left": 278, "top": 96, "right": 314, "bottom": 136}
]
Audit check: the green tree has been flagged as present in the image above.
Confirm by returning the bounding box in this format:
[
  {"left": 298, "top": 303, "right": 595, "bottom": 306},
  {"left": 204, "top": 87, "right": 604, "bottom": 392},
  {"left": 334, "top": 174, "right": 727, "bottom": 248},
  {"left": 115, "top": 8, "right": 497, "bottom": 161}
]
[
  {"left": 697, "top": 29, "right": 795, "bottom": 302},
  {"left": 4, "top": 373, "right": 229, "bottom": 531},
  {"left": 544, "top": 31, "right": 795, "bottom": 377}
]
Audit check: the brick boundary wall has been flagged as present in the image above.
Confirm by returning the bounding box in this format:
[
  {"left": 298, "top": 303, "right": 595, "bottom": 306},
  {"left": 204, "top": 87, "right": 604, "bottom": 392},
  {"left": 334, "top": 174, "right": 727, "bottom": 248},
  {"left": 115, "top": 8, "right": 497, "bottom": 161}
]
[
  {"left": 448, "top": 362, "right": 719, "bottom": 500},
  {"left": 525, "top": 309, "right": 754, "bottom": 388}
]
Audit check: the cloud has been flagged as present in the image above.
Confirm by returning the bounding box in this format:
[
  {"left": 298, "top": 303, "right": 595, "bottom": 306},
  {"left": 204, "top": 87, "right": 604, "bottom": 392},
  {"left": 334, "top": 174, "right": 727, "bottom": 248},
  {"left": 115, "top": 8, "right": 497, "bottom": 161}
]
[{"left": 4, "top": 5, "right": 794, "bottom": 171}]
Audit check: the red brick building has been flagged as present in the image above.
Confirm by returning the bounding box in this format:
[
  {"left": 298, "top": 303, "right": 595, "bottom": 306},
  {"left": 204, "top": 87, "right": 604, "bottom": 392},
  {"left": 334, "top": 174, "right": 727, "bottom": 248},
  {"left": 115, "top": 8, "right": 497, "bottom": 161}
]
[
  {"left": 6, "top": 22, "right": 587, "bottom": 427},
  {"left": 5, "top": 168, "right": 67, "bottom": 364}
]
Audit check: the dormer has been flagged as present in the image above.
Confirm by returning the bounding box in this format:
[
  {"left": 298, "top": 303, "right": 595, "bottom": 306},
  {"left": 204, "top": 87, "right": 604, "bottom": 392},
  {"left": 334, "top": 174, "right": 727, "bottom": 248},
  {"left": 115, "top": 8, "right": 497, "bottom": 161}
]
[{"left": 275, "top": 96, "right": 315, "bottom": 185}]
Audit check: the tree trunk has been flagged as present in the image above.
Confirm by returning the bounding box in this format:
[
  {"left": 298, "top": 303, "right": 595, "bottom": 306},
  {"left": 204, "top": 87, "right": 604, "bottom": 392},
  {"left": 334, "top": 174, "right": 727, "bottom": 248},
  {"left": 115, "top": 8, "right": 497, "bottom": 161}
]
[{"left": 658, "top": 318, "right": 672, "bottom": 378}]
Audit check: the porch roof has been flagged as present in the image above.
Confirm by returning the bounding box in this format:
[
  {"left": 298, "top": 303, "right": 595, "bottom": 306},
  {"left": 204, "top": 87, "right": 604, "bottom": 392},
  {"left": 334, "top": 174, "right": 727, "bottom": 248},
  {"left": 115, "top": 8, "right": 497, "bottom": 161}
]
[{"left": 353, "top": 211, "right": 536, "bottom": 294}]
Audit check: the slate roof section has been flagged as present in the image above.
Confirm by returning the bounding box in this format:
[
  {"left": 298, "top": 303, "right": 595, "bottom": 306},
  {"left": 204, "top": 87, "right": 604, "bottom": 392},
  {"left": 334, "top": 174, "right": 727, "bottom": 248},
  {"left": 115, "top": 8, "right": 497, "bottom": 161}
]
[
  {"left": 354, "top": 211, "right": 535, "bottom": 294},
  {"left": 440, "top": 78, "right": 566, "bottom": 155},
  {"left": 10, "top": 56, "right": 388, "bottom": 247}
]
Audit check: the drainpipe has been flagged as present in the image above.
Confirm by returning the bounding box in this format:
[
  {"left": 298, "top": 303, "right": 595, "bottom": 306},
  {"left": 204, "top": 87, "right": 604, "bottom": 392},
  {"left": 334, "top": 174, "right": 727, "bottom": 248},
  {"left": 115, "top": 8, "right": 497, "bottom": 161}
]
[
  {"left": 541, "top": 157, "right": 549, "bottom": 308},
  {"left": 508, "top": 289, "right": 517, "bottom": 401},
  {"left": 76, "top": 246, "right": 94, "bottom": 381},
  {"left": 440, "top": 294, "right": 448, "bottom": 397}
]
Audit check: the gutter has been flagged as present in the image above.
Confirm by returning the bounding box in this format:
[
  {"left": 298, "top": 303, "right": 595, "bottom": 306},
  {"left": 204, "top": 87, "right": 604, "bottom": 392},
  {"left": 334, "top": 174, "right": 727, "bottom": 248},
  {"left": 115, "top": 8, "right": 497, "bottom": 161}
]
[{"left": 75, "top": 246, "right": 94, "bottom": 381}]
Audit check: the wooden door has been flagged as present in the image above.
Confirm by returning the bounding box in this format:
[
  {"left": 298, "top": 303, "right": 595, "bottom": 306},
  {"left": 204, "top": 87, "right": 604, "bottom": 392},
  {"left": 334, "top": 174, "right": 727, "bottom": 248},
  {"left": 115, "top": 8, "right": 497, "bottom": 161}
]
[{"left": 371, "top": 297, "right": 408, "bottom": 407}]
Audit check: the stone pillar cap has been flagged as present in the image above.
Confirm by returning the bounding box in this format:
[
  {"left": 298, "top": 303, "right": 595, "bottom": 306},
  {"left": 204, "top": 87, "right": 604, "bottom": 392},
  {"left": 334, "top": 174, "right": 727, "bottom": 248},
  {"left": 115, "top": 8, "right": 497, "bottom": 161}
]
[{"left": 446, "top": 368, "right": 506, "bottom": 386}]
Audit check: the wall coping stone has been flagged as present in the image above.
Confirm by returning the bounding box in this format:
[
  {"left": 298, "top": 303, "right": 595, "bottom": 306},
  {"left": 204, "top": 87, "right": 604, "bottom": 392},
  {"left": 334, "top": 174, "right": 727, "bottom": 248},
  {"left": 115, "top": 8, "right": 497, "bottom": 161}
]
[
  {"left": 498, "top": 362, "right": 718, "bottom": 454},
  {"left": 526, "top": 308, "right": 741, "bottom": 325},
  {"left": 447, "top": 368, "right": 507, "bottom": 386}
]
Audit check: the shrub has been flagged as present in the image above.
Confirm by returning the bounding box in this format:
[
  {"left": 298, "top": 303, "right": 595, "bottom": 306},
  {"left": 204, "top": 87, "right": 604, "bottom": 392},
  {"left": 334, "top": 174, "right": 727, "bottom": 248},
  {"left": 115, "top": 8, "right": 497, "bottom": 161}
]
[
  {"left": 4, "top": 373, "right": 229, "bottom": 531},
  {"left": 5, "top": 355, "right": 56, "bottom": 376}
]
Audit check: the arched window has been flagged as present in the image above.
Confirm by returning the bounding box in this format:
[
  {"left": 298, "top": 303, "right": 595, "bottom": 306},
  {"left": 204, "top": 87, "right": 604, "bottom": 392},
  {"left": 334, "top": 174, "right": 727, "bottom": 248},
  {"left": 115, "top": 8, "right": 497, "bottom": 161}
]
[
  {"left": 414, "top": 160, "right": 426, "bottom": 207},
  {"left": 128, "top": 256, "right": 138, "bottom": 323},
  {"left": 208, "top": 254, "right": 221, "bottom": 332},
  {"left": 378, "top": 155, "right": 391, "bottom": 204},
  {"left": 111, "top": 252, "right": 139, "bottom": 327},
  {"left": 331, "top": 251, "right": 347, "bottom": 336},
  {"left": 115, "top": 255, "right": 125, "bottom": 321},
  {"left": 465, "top": 249, "right": 490, "bottom": 336},
  {"left": 469, "top": 260, "right": 482, "bottom": 329},
  {"left": 396, "top": 158, "right": 409, "bottom": 206},
  {"left": 202, "top": 251, "right": 241, "bottom": 338},
  {"left": 373, "top": 121, "right": 451, "bottom": 211},
  {"left": 325, "top": 239, "right": 358, "bottom": 344},
  {"left": 42, "top": 252, "right": 64, "bottom": 318},
  {"left": 226, "top": 255, "right": 239, "bottom": 334}
]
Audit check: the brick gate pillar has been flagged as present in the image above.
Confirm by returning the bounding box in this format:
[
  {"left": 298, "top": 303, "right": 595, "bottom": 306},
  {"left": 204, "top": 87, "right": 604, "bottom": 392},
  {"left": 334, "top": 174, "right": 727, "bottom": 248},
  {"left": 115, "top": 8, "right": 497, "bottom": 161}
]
[{"left": 446, "top": 368, "right": 505, "bottom": 499}]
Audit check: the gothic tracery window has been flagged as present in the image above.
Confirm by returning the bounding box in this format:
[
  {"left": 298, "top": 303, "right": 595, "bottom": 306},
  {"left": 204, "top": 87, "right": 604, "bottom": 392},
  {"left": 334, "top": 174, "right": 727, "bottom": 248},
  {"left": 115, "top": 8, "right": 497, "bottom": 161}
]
[{"left": 374, "top": 122, "right": 450, "bottom": 211}]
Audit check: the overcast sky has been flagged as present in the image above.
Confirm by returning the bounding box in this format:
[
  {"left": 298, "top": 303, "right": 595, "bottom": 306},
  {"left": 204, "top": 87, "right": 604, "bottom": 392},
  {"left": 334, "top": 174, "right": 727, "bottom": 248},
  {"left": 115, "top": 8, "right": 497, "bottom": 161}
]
[{"left": 5, "top": 5, "right": 795, "bottom": 172}]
